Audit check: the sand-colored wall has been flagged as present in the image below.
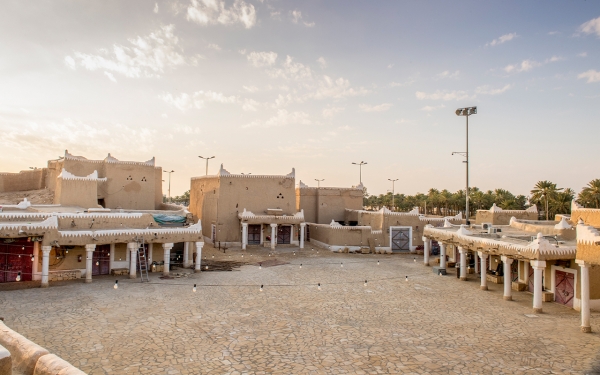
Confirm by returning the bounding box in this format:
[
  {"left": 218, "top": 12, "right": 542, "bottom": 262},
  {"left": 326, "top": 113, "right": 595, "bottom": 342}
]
[
  {"left": 190, "top": 175, "right": 296, "bottom": 243},
  {"left": 309, "top": 224, "right": 373, "bottom": 246},
  {"left": 572, "top": 207, "right": 600, "bottom": 228},
  {"left": 509, "top": 220, "right": 576, "bottom": 241},
  {"left": 576, "top": 243, "right": 600, "bottom": 266},
  {"left": 0, "top": 169, "right": 47, "bottom": 192},
  {"left": 154, "top": 167, "right": 163, "bottom": 208},
  {"left": 54, "top": 178, "right": 98, "bottom": 208},
  {"left": 476, "top": 210, "right": 538, "bottom": 225},
  {"left": 297, "top": 188, "right": 363, "bottom": 224}
]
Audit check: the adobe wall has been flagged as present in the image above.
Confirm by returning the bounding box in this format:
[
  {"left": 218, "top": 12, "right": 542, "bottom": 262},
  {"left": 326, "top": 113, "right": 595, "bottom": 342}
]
[
  {"left": 509, "top": 220, "right": 576, "bottom": 241},
  {"left": 154, "top": 167, "right": 163, "bottom": 209},
  {"left": 54, "top": 178, "right": 98, "bottom": 208},
  {"left": 476, "top": 210, "right": 538, "bottom": 225},
  {"left": 189, "top": 176, "right": 221, "bottom": 240},
  {"left": 297, "top": 187, "right": 363, "bottom": 224},
  {"left": 102, "top": 162, "right": 156, "bottom": 210},
  {"left": 308, "top": 224, "right": 374, "bottom": 247},
  {"left": 216, "top": 175, "right": 296, "bottom": 243},
  {"left": 0, "top": 169, "right": 47, "bottom": 192},
  {"left": 571, "top": 206, "right": 600, "bottom": 228}
]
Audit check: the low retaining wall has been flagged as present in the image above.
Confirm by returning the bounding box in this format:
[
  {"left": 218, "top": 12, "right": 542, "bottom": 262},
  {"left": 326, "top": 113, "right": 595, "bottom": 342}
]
[
  {"left": 48, "top": 270, "right": 82, "bottom": 281},
  {"left": 0, "top": 321, "right": 85, "bottom": 375}
]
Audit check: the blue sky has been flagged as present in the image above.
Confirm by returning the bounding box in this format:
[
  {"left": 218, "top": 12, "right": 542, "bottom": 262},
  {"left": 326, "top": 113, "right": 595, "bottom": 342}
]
[{"left": 0, "top": 1, "right": 599, "bottom": 197}]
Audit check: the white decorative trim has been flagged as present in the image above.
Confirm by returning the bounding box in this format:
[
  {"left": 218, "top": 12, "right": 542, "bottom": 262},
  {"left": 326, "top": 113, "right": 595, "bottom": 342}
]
[
  {"left": 286, "top": 168, "right": 295, "bottom": 178},
  {"left": 299, "top": 180, "right": 308, "bottom": 188},
  {"left": 330, "top": 219, "right": 342, "bottom": 227},
  {"left": 554, "top": 216, "right": 572, "bottom": 230},
  {"left": 526, "top": 205, "right": 538, "bottom": 213},
  {"left": 57, "top": 168, "right": 107, "bottom": 181},
  {"left": 17, "top": 198, "right": 31, "bottom": 210},
  {"left": 490, "top": 203, "right": 502, "bottom": 213},
  {"left": 577, "top": 223, "right": 600, "bottom": 245},
  {"left": 456, "top": 225, "right": 472, "bottom": 236},
  {"left": 218, "top": 163, "right": 231, "bottom": 176},
  {"left": 59, "top": 221, "right": 202, "bottom": 238},
  {"left": 64, "top": 150, "right": 155, "bottom": 167}
]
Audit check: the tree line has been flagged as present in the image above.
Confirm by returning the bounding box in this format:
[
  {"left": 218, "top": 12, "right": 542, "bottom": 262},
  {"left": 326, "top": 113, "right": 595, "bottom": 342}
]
[{"left": 363, "top": 179, "right": 600, "bottom": 220}]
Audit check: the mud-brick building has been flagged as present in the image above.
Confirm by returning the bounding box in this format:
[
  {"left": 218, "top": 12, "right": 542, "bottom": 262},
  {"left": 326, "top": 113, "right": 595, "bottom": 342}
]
[
  {"left": 0, "top": 151, "right": 204, "bottom": 287},
  {"left": 189, "top": 164, "right": 306, "bottom": 249}
]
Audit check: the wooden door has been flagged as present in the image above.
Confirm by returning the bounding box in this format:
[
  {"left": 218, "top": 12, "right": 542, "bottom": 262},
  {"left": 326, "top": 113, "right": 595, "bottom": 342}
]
[
  {"left": 0, "top": 239, "right": 33, "bottom": 283},
  {"left": 92, "top": 245, "right": 111, "bottom": 276},
  {"left": 391, "top": 228, "right": 410, "bottom": 252},
  {"left": 555, "top": 270, "right": 574, "bottom": 307},
  {"left": 277, "top": 226, "right": 291, "bottom": 244},
  {"left": 528, "top": 267, "right": 534, "bottom": 292},
  {"left": 248, "top": 225, "right": 261, "bottom": 245}
]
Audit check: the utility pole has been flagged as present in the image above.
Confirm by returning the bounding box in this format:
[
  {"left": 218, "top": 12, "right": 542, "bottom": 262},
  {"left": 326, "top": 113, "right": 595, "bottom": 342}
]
[
  {"left": 163, "top": 170, "right": 175, "bottom": 202},
  {"left": 453, "top": 106, "right": 477, "bottom": 225},
  {"left": 352, "top": 161, "right": 367, "bottom": 185},
  {"left": 198, "top": 156, "right": 215, "bottom": 176},
  {"left": 388, "top": 178, "right": 398, "bottom": 211}
]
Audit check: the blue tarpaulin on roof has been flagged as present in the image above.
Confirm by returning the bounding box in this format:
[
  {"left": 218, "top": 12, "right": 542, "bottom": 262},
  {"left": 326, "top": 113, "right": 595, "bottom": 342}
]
[{"left": 153, "top": 214, "right": 186, "bottom": 225}]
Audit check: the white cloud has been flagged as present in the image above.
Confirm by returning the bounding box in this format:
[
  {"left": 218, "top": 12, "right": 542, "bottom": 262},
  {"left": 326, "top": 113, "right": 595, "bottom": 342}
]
[
  {"left": 268, "top": 55, "right": 313, "bottom": 82},
  {"left": 317, "top": 57, "right": 327, "bottom": 69},
  {"left": 578, "top": 52, "right": 588, "bottom": 58},
  {"left": 153, "top": 3, "right": 159, "bottom": 13},
  {"left": 66, "top": 25, "right": 188, "bottom": 78},
  {"left": 208, "top": 43, "right": 221, "bottom": 50},
  {"left": 579, "top": 16, "right": 600, "bottom": 37},
  {"left": 273, "top": 94, "right": 294, "bottom": 108},
  {"left": 359, "top": 103, "right": 392, "bottom": 112},
  {"left": 161, "top": 113, "right": 168, "bottom": 118},
  {"left": 578, "top": 70, "right": 600, "bottom": 83},
  {"left": 64, "top": 56, "right": 76, "bottom": 69},
  {"left": 270, "top": 11, "right": 281, "bottom": 20},
  {"left": 160, "top": 90, "right": 237, "bottom": 111},
  {"left": 186, "top": 0, "right": 256, "bottom": 29},
  {"left": 243, "top": 85, "right": 258, "bottom": 93},
  {"left": 475, "top": 84, "right": 512, "bottom": 95},
  {"left": 415, "top": 90, "right": 470, "bottom": 101},
  {"left": 548, "top": 31, "right": 560, "bottom": 36},
  {"left": 247, "top": 51, "right": 278, "bottom": 67},
  {"left": 504, "top": 59, "right": 541, "bottom": 73},
  {"left": 104, "top": 71, "right": 117, "bottom": 82},
  {"left": 242, "top": 98, "right": 260, "bottom": 111},
  {"left": 322, "top": 106, "right": 344, "bottom": 118},
  {"left": 420, "top": 104, "right": 445, "bottom": 111},
  {"left": 387, "top": 64, "right": 394, "bottom": 69},
  {"left": 545, "top": 55, "right": 563, "bottom": 63},
  {"left": 486, "top": 32, "right": 518, "bottom": 47},
  {"left": 308, "top": 75, "right": 369, "bottom": 99},
  {"left": 160, "top": 93, "right": 203, "bottom": 111},
  {"left": 243, "top": 109, "right": 311, "bottom": 128},
  {"left": 291, "top": 10, "right": 315, "bottom": 27},
  {"left": 436, "top": 70, "right": 460, "bottom": 79}
]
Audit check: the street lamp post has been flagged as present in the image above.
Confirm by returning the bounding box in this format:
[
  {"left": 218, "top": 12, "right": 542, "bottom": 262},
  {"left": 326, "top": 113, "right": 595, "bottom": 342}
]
[
  {"left": 163, "top": 170, "right": 175, "bottom": 203},
  {"left": 314, "top": 179, "right": 324, "bottom": 188},
  {"left": 352, "top": 161, "right": 367, "bottom": 185},
  {"left": 388, "top": 178, "right": 398, "bottom": 211},
  {"left": 198, "top": 156, "right": 215, "bottom": 176},
  {"left": 453, "top": 106, "right": 477, "bottom": 225}
]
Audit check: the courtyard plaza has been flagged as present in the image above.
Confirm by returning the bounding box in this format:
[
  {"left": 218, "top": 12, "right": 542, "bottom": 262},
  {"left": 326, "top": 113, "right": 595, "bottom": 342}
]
[{"left": 1, "top": 244, "right": 599, "bottom": 375}]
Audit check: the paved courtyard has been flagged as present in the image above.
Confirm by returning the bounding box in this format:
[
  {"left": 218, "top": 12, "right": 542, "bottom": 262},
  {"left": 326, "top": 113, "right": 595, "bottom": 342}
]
[{"left": 1, "top": 245, "right": 600, "bottom": 374}]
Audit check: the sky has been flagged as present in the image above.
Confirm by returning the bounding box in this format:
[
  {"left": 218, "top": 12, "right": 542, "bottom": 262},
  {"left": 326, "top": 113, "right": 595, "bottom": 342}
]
[{"left": 1, "top": 1, "right": 599, "bottom": 198}]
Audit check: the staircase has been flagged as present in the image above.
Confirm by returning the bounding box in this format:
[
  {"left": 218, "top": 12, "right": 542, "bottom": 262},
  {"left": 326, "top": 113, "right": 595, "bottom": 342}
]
[{"left": 137, "top": 241, "right": 149, "bottom": 283}]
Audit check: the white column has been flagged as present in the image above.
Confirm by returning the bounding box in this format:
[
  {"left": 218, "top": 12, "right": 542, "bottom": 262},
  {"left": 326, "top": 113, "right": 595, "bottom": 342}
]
[
  {"left": 459, "top": 247, "right": 467, "bottom": 281},
  {"left": 41, "top": 246, "right": 51, "bottom": 288},
  {"left": 474, "top": 251, "right": 479, "bottom": 273},
  {"left": 242, "top": 223, "right": 248, "bottom": 250},
  {"left": 128, "top": 242, "right": 138, "bottom": 279},
  {"left": 300, "top": 223, "right": 306, "bottom": 249},
  {"left": 183, "top": 242, "right": 191, "bottom": 268},
  {"left": 194, "top": 242, "right": 203, "bottom": 273},
  {"left": 523, "top": 260, "right": 530, "bottom": 285},
  {"left": 439, "top": 242, "right": 446, "bottom": 269},
  {"left": 530, "top": 260, "right": 546, "bottom": 313},
  {"left": 422, "top": 237, "right": 430, "bottom": 266},
  {"left": 32, "top": 241, "right": 40, "bottom": 280},
  {"left": 85, "top": 244, "right": 95, "bottom": 283},
  {"left": 109, "top": 243, "right": 115, "bottom": 272},
  {"left": 501, "top": 256, "right": 513, "bottom": 300},
  {"left": 147, "top": 243, "right": 153, "bottom": 265},
  {"left": 163, "top": 243, "right": 173, "bottom": 276},
  {"left": 270, "top": 224, "right": 277, "bottom": 250},
  {"left": 576, "top": 260, "right": 591, "bottom": 333},
  {"left": 478, "top": 251, "right": 487, "bottom": 290}
]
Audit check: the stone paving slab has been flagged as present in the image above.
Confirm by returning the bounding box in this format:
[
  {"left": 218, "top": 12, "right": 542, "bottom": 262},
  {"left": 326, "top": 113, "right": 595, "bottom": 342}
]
[{"left": 1, "top": 245, "right": 599, "bottom": 374}]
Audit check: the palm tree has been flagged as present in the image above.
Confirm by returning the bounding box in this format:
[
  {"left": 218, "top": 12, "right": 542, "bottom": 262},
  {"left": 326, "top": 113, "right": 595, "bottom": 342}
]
[
  {"left": 579, "top": 179, "right": 600, "bottom": 208},
  {"left": 550, "top": 188, "right": 575, "bottom": 217},
  {"left": 530, "top": 181, "right": 562, "bottom": 220}
]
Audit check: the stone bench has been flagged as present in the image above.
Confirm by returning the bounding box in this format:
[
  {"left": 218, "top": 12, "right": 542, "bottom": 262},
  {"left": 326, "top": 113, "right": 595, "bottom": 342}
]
[
  {"left": 512, "top": 282, "right": 527, "bottom": 291},
  {"left": 486, "top": 274, "right": 503, "bottom": 284},
  {"left": 542, "top": 291, "right": 554, "bottom": 302},
  {"left": 111, "top": 268, "right": 129, "bottom": 276},
  {"left": 48, "top": 270, "right": 81, "bottom": 281}
]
